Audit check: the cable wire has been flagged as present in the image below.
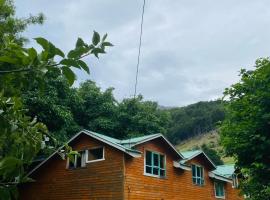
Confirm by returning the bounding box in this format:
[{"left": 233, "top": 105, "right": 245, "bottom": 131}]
[{"left": 134, "top": 0, "right": 146, "bottom": 98}]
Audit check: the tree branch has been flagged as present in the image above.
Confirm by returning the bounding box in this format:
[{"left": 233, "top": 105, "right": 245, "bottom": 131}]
[{"left": 0, "top": 68, "right": 32, "bottom": 74}]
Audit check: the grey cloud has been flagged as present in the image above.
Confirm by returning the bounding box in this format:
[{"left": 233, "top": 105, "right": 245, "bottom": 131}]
[{"left": 15, "top": 0, "right": 270, "bottom": 106}]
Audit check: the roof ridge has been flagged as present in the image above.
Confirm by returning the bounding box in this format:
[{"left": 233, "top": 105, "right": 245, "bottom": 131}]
[{"left": 120, "top": 133, "right": 161, "bottom": 144}]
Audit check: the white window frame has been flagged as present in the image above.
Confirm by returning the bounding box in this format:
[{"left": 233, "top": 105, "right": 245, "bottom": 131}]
[
  {"left": 191, "top": 164, "right": 205, "bottom": 186},
  {"left": 144, "top": 149, "right": 166, "bottom": 178},
  {"left": 232, "top": 173, "right": 239, "bottom": 188},
  {"left": 67, "top": 150, "right": 87, "bottom": 169},
  {"left": 214, "top": 181, "right": 225, "bottom": 199},
  {"left": 86, "top": 146, "right": 105, "bottom": 163}
]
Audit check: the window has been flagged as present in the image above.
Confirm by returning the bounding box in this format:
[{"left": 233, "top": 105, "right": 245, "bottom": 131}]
[
  {"left": 215, "top": 181, "right": 225, "bottom": 198},
  {"left": 68, "top": 150, "right": 86, "bottom": 169},
  {"left": 145, "top": 150, "right": 166, "bottom": 177},
  {"left": 232, "top": 173, "right": 239, "bottom": 188},
  {"left": 192, "top": 165, "right": 204, "bottom": 185},
  {"left": 86, "top": 147, "right": 104, "bottom": 163}
]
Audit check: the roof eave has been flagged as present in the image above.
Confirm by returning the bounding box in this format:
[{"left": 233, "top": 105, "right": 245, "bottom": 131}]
[
  {"left": 209, "top": 172, "right": 232, "bottom": 183},
  {"left": 182, "top": 151, "right": 216, "bottom": 169},
  {"left": 173, "top": 161, "right": 192, "bottom": 171},
  {"left": 28, "top": 130, "right": 142, "bottom": 176}
]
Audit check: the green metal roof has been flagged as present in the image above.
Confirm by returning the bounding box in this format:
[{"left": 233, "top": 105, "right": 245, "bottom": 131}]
[
  {"left": 83, "top": 130, "right": 182, "bottom": 159},
  {"left": 181, "top": 150, "right": 201, "bottom": 159},
  {"left": 212, "top": 164, "right": 235, "bottom": 178},
  {"left": 119, "top": 134, "right": 160, "bottom": 147},
  {"left": 85, "top": 130, "right": 160, "bottom": 149},
  {"left": 87, "top": 130, "right": 121, "bottom": 144},
  {"left": 180, "top": 150, "right": 216, "bottom": 169}
]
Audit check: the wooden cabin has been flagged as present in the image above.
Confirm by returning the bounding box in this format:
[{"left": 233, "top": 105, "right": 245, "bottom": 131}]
[{"left": 20, "top": 130, "right": 243, "bottom": 200}]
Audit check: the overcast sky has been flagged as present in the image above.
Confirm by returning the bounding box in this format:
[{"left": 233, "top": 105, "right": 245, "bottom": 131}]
[{"left": 15, "top": 0, "right": 270, "bottom": 106}]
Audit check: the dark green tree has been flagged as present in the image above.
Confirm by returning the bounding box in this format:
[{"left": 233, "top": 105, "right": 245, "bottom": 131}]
[
  {"left": 75, "top": 80, "right": 118, "bottom": 138},
  {"left": 220, "top": 58, "right": 270, "bottom": 200},
  {"left": 201, "top": 144, "right": 223, "bottom": 165},
  {"left": 117, "top": 95, "right": 171, "bottom": 138},
  {"left": 22, "top": 70, "right": 81, "bottom": 141},
  {"left": 0, "top": 0, "right": 112, "bottom": 198}
]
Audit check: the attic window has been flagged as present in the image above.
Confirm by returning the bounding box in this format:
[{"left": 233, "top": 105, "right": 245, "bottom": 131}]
[
  {"left": 86, "top": 147, "right": 104, "bottom": 163},
  {"left": 215, "top": 181, "right": 225, "bottom": 198},
  {"left": 68, "top": 150, "right": 86, "bottom": 169},
  {"left": 192, "top": 164, "right": 204, "bottom": 186},
  {"left": 145, "top": 150, "right": 166, "bottom": 177},
  {"left": 232, "top": 173, "right": 239, "bottom": 188}
]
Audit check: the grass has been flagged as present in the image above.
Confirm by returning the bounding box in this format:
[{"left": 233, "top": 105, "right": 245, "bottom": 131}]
[{"left": 176, "top": 130, "right": 234, "bottom": 164}]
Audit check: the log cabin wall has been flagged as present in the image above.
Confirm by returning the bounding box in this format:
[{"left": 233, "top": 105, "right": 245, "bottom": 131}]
[
  {"left": 19, "top": 134, "right": 125, "bottom": 200},
  {"left": 124, "top": 138, "right": 243, "bottom": 200}
]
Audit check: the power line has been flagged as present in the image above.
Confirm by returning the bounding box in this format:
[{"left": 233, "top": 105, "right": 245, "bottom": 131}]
[{"left": 134, "top": 0, "right": 146, "bottom": 98}]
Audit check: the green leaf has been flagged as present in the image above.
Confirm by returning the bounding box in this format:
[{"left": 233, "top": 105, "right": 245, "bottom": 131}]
[
  {"left": 0, "top": 157, "right": 23, "bottom": 180},
  {"left": 92, "top": 48, "right": 105, "bottom": 58},
  {"left": 102, "top": 33, "right": 108, "bottom": 42},
  {"left": 77, "top": 60, "right": 90, "bottom": 74},
  {"left": 0, "top": 187, "right": 11, "bottom": 200},
  {"left": 67, "top": 47, "right": 87, "bottom": 59},
  {"left": 60, "top": 59, "right": 81, "bottom": 69},
  {"left": 102, "top": 42, "right": 113, "bottom": 47},
  {"left": 76, "top": 38, "right": 85, "bottom": 48},
  {"left": 54, "top": 48, "right": 65, "bottom": 58},
  {"left": 34, "top": 37, "right": 49, "bottom": 50},
  {"left": 92, "top": 31, "right": 100, "bottom": 46},
  {"left": 0, "top": 56, "right": 18, "bottom": 64},
  {"left": 28, "top": 48, "right": 37, "bottom": 60},
  {"left": 62, "top": 66, "right": 76, "bottom": 85}
]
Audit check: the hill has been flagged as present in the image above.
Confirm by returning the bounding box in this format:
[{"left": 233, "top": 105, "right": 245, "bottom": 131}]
[
  {"left": 165, "top": 100, "right": 225, "bottom": 143},
  {"left": 176, "top": 130, "right": 234, "bottom": 164}
]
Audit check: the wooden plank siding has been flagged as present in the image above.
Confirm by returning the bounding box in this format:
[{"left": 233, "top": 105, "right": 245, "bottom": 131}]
[
  {"left": 124, "top": 138, "right": 243, "bottom": 200},
  {"left": 20, "top": 134, "right": 243, "bottom": 200},
  {"left": 19, "top": 134, "right": 125, "bottom": 200}
]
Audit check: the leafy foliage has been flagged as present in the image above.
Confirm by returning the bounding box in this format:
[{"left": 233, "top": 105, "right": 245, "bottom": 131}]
[
  {"left": 23, "top": 79, "right": 171, "bottom": 141},
  {"left": 0, "top": 0, "right": 44, "bottom": 47},
  {"left": 117, "top": 95, "right": 171, "bottom": 138},
  {"left": 201, "top": 144, "right": 223, "bottom": 165},
  {"left": 220, "top": 58, "right": 270, "bottom": 200},
  {"left": 0, "top": 0, "right": 112, "bottom": 198},
  {"left": 0, "top": 94, "right": 46, "bottom": 199}
]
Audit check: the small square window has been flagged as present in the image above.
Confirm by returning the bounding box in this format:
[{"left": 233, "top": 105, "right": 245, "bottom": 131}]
[
  {"left": 87, "top": 147, "right": 104, "bottom": 162},
  {"left": 144, "top": 150, "right": 166, "bottom": 177},
  {"left": 68, "top": 150, "right": 86, "bottom": 169}
]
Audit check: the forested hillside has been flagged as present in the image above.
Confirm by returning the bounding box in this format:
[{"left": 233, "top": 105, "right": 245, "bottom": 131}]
[{"left": 166, "top": 101, "right": 225, "bottom": 144}]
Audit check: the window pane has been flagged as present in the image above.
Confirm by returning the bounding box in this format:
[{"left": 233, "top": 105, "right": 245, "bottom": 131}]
[
  {"left": 153, "top": 153, "right": 159, "bottom": 167},
  {"left": 192, "top": 177, "right": 197, "bottom": 184},
  {"left": 196, "top": 177, "right": 201, "bottom": 185},
  {"left": 153, "top": 167, "right": 159, "bottom": 175},
  {"left": 192, "top": 165, "right": 196, "bottom": 177},
  {"left": 68, "top": 155, "right": 76, "bottom": 169},
  {"left": 77, "top": 154, "right": 82, "bottom": 167},
  {"left": 196, "top": 166, "right": 201, "bottom": 177},
  {"left": 215, "top": 182, "right": 224, "bottom": 197},
  {"left": 160, "top": 155, "right": 164, "bottom": 168},
  {"left": 146, "top": 166, "right": 152, "bottom": 174},
  {"left": 160, "top": 169, "right": 165, "bottom": 177},
  {"left": 146, "top": 151, "right": 152, "bottom": 165},
  {"left": 88, "top": 147, "right": 103, "bottom": 162}
]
